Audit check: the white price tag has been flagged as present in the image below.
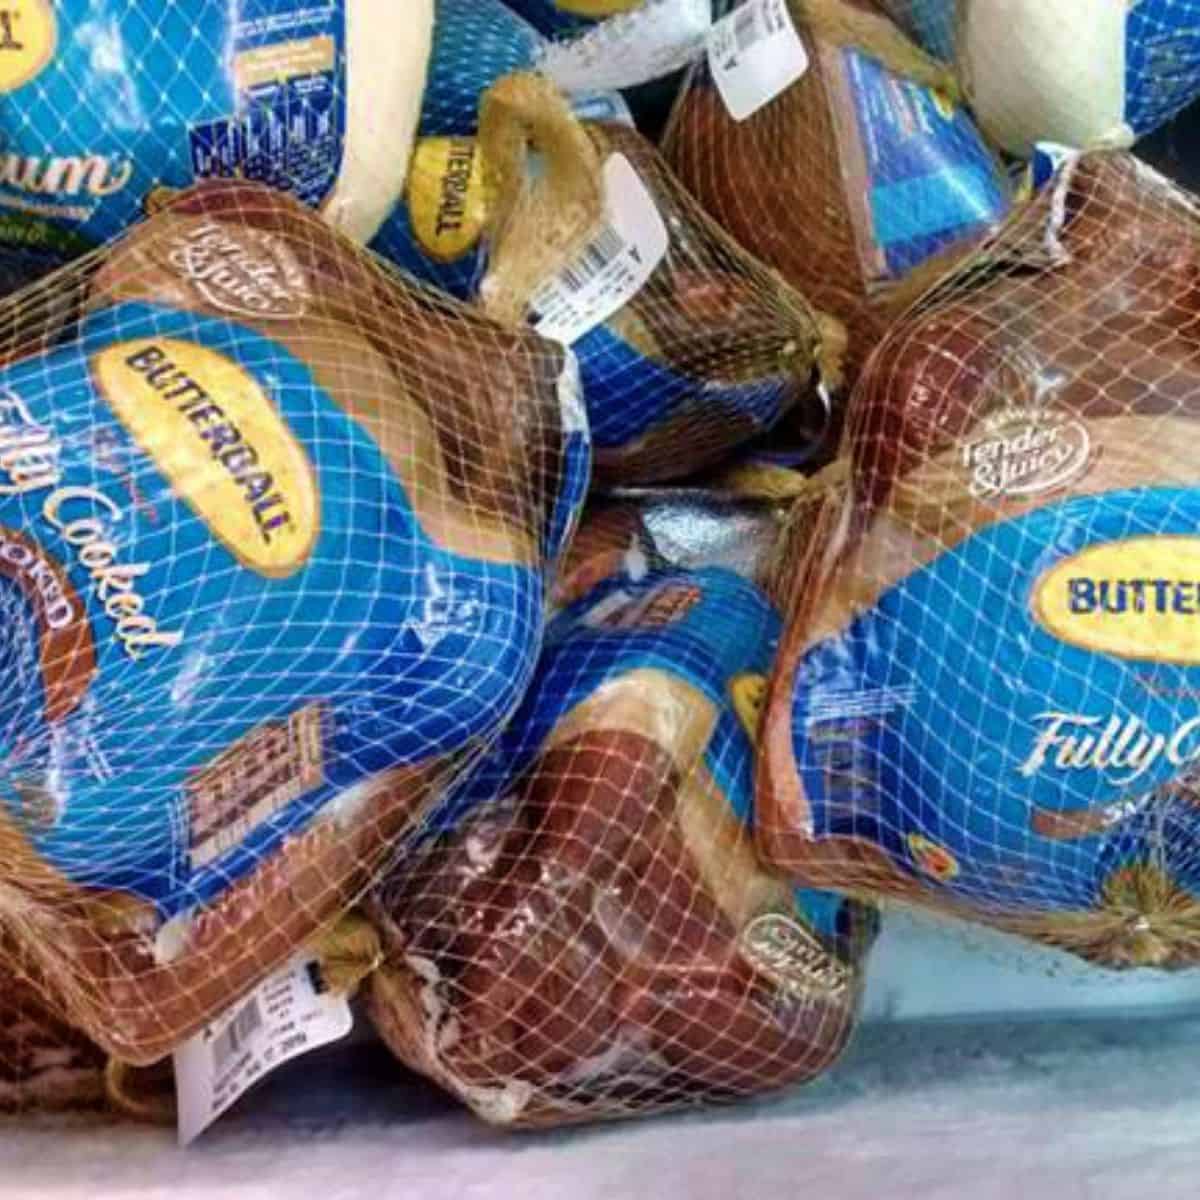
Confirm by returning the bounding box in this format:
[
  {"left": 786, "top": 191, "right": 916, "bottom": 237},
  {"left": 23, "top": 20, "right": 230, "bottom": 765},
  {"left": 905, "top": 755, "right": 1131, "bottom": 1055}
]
[
  {"left": 173, "top": 955, "right": 353, "bottom": 1145},
  {"left": 707, "top": 0, "right": 809, "bottom": 122},
  {"left": 539, "top": 0, "right": 713, "bottom": 92},
  {"left": 529, "top": 154, "right": 669, "bottom": 347}
]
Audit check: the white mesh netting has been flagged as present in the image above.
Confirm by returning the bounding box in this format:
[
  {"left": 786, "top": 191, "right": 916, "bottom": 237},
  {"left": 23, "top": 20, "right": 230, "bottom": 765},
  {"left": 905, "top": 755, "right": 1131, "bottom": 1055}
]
[
  {"left": 365, "top": 518, "right": 877, "bottom": 1127},
  {"left": 0, "top": 176, "right": 591, "bottom": 1070},
  {"left": 5, "top": 0, "right": 1200, "bottom": 1140},
  {"left": 759, "top": 149, "right": 1200, "bottom": 972}
]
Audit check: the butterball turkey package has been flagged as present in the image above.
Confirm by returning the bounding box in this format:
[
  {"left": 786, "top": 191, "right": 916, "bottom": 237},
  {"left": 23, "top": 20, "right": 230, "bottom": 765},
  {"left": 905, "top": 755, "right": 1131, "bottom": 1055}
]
[
  {"left": 663, "top": 0, "right": 1010, "bottom": 384},
  {"left": 366, "top": 560, "right": 875, "bottom": 1128},
  {"left": 371, "top": 0, "right": 837, "bottom": 484},
  {"left": 877, "top": 0, "right": 1200, "bottom": 157},
  {"left": 0, "top": 178, "right": 591, "bottom": 1063},
  {"left": 759, "top": 151, "right": 1200, "bottom": 970},
  {"left": 0, "top": 0, "right": 432, "bottom": 270}
]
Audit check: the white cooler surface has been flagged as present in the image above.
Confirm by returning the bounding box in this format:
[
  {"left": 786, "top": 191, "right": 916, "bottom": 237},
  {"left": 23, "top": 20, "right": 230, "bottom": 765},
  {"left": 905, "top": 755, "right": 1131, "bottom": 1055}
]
[{"left": 6, "top": 912, "right": 1200, "bottom": 1200}]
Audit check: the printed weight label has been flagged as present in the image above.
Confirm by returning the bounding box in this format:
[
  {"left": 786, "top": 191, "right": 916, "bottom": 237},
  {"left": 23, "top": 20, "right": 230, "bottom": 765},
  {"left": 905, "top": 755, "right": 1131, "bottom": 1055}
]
[
  {"left": 529, "top": 154, "right": 669, "bottom": 346},
  {"left": 707, "top": 0, "right": 809, "bottom": 122},
  {"left": 174, "top": 954, "right": 353, "bottom": 1145}
]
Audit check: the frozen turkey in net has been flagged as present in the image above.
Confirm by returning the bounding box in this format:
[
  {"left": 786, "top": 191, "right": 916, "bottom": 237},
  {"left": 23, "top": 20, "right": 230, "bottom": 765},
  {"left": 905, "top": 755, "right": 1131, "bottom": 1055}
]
[
  {"left": 0, "top": 178, "right": 590, "bottom": 1063},
  {"left": 370, "top": 0, "right": 838, "bottom": 484},
  {"left": 0, "top": 0, "right": 432, "bottom": 272},
  {"left": 759, "top": 151, "right": 1200, "bottom": 971},
  {"left": 663, "top": 0, "right": 1011, "bottom": 386},
  {"left": 367, "top": 543, "right": 875, "bottom": 1128}
]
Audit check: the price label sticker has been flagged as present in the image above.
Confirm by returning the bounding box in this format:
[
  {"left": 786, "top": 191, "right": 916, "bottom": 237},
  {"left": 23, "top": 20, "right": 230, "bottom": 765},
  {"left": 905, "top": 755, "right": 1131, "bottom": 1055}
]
[
  {"left": 529, "top": 154, "right": 669, "bottom": 346},
  {"left": 707, "top": 0, "right": 810, "bottom": 121},
  {"left": 173, "top": 955, "right": 353, "bottom": 1145}
]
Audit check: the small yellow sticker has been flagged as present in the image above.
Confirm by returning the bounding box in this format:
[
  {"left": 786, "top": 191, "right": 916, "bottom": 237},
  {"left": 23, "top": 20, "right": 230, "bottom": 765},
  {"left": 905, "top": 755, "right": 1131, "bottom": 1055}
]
[
  {"left": 91, "top": 337, "right": 319, "bottom": 579},
  {"left": 730, "top": 673, "right": 768, "bottom": 740},
  {"left": 0, "top": 0, "right": 57, "bottom": 93},
  {"left": 907, "top": 834, "right": 960, "bottom": 882},
  {"left": 555, "top": 0, "right": 643, "bottom": 14},
  {"left": 406, "top": 138, "right": 489, "bottom": 264}
]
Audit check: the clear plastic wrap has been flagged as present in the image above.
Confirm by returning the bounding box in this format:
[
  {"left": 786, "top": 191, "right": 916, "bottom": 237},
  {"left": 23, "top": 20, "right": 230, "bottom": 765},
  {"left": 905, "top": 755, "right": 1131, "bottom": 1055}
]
[
  {"left": 759, "top": 150, "right": 1200, "bottom": 970},
  {"left": 0, "top": 177, "right": 590, "bottom": 1065},
  {"left": 367, "top": 537, "right": 876, "bottom": 1128}
]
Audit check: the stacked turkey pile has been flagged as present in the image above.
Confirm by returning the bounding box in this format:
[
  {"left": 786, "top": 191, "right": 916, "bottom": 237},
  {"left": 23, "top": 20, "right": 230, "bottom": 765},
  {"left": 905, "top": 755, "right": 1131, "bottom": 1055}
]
[{"left": 1, "top": 0, "right": 1200, "bottom": 1140}]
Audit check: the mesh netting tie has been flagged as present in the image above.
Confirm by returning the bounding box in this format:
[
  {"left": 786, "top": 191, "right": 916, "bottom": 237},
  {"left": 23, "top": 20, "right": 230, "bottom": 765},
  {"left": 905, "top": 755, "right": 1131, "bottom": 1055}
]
[
  {"left": 476, "top": 71, "right": 606, "bottom": 328},
  {"left": 814, "top": 308, "right": 849, "bottom": 395},
  {"left": 310, "top": 911, "right": 384, "bottom": 998},
  {"left": 1005, "top": 864, "right": 1200, "bottom": 970}
]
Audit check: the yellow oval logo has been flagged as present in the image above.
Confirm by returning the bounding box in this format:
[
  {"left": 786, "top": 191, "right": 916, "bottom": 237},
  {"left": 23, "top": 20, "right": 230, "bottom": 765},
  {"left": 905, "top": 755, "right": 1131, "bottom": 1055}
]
[
  {"left": 730, "top": 672, "right": 768, "bottom": 740},
  {"left": 1034, "top": 537, "right": 1200, "bottom": 665},
  {"left": 406, "top": 137, "right": 488, "bottom": 264},
  {"left": 0, "top": 0, "right": 56, "bottom": 93},
  {"left": 91, "top": 337, "right": 319, "bottom": 578}
]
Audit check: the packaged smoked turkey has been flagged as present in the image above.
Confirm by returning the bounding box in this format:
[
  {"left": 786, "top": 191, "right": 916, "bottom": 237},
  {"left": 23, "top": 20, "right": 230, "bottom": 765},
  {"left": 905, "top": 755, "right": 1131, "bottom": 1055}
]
[
  {"left": 877, "top": 0, "right": 1200, "bottom": 157},
  {"left": 0, "top": 935, "right": 178, "bottom": 1120},
  {"left": 0, "top": 177, "right": 591, "bottom": 1065},
  {"left": 366, "top": 545, "right": 876, "bottom": 1129},
  {"left": 0, "top": 1, "right": 433, "bottom": 272},
  {"left": 662, "top": 0, "right": 1011, "bottom": 384},
  {"left": 759, "top": 150, "right": 1200, "bottom": 971},
  {"left": 371, "top": 0, "right": 839, "bottom": 484}
]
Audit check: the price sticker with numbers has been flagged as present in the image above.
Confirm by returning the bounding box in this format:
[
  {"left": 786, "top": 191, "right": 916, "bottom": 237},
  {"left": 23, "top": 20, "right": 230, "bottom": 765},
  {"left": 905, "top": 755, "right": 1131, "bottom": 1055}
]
[
  {"left": 707, "top": 0, "right": 810, "bottom": 122},
  {"left": 528, "top": 154, "right": 669, "bottom": 347},
  {"left": 173, "top": 955, "right": 352, "bottom": 1144}
]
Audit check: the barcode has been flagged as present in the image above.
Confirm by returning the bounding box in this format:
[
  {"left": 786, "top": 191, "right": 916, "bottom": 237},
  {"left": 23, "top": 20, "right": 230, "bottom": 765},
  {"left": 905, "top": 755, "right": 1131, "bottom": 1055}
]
[
  {"left": 734, "top": 4, "right": 761, "bottom": 52},
  {"left": 212, "top": 996, "right": 263, "bottom": 1070},
  {"left": 559, "top": 225, "right": 626, "bottom": 294}
]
